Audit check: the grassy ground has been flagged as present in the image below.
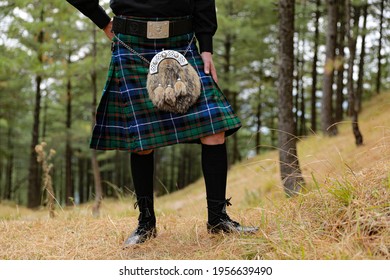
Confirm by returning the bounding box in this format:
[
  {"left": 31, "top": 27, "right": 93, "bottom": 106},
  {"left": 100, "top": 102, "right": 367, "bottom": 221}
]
[{"left": 0, "top": 93, "right": 389, "bottom": 260}]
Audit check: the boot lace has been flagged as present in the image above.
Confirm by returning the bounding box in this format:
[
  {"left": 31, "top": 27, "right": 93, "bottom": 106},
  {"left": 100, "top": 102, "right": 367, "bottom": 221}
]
[
  {"left": 207, "top": 197, "right": 239, "bottom": 226},
  {"left": 134, "top": 197, "right": 155, "bottom": 229}
]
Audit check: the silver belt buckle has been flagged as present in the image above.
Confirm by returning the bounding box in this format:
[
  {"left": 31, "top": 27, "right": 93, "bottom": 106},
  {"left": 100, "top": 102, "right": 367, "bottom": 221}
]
[{"left": 147, "top": 21, "right": 170, "bottom": 39}]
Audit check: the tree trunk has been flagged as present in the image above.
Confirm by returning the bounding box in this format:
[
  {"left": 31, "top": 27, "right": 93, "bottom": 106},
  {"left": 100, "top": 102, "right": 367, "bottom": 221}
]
[
  {"left": 346, "top": 2, "right": 363, "bottom": 146},
  {"left": 42, "top": 93, "right": 48, "bottom": 140},
  {"left": 91, "top": 26, "right": 103, "bottom": 216},
  {"left": 177, "top": 146, "right": 186, "bottom": 189},
  {"left": 376, "top": 0, "right": 384, "bottom": 94},
  {"left": 91, "top": 150, "right": 103, "bottom": 216},
  {"left": 311, "top": 0, "right": 320, "bottom": 133},
  {"left": 115, "top": 151, "right": 121, "bottom": 195},
  {"left": 27, "top": 9, "right": 45, "bottom": 208},
  {"left": 298, "top": 1, "right": 307, "bottom": 136},
  {"left": 351, "top": 113, "right": 363, "bottom": 146},
  {"left": 231, "top": 91, "right": 241, "bottom": 163},
  {"left": 86, "top": 159, "right": 92, "bottom": 201},
  {"left": 78, "top": 157, "right": 85, "bottom": 204},
  {"left": 356, "top": 3, "right": 368, "bottom": 112},
  {"left": 294, "top": 67, "right": 300, "bottom": 135},
  {"left": 120, "top": 153, "right": 127, "bottom": 193},
  {"left": 299, "top": 84, "right": 307, "bottom": 136},
  {"left": 270, "top": 108, "right": 278, "bottom": 148},
  {"left": 65, "top": 75, "right": 73, "bottom": 206},
  {"left": 278, "top": 0, "right": 304, "bottom": 196},
  {"left": 170, "top": 146, "right": 176, "bottom": 192},
  {"left": 335, "top": 0, "right": 346, "bottom": 123},
  {"left": 186, "top": 147, "right": 192, "bottom": 186},
  {"left": 295, "top": 0, "right": 307, "bottom": 137},
  {"left": 294, "top": 33, "right": 300, "bottom": 135},
  {"left": 255, "top": 84, "right": 262, "bottom": 155},
  {"left": 4, "top": 125, "right": 13, "bottom": 200},
  {"left": 222, "top": 33, "right": 240, "bottom": 164},
  {"left": 59, "top": 161, "right": 64, "bottom": 204},
  {"left": 346, "top": 6, "right": 359, "bottom": 118},
  {"left": 321, "top": 0, "right": 338, "bottom": 136},
  {"left": 27, "top": 77, "right": 42, "bottom": 208}
]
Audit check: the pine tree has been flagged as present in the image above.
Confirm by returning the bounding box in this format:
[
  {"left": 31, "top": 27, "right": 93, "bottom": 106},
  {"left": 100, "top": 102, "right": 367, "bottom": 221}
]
[{"left": 278, "top": 0, "right": 304, "bottom": 196}]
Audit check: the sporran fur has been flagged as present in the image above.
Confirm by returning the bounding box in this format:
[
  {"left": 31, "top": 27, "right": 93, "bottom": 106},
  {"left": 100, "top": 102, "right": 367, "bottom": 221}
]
[{"left": 147, "top": 58, "right": 201, "bottom": 114}]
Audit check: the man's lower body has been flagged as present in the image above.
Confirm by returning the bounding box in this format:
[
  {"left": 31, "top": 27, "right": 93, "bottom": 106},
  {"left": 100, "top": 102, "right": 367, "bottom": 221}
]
[
  {"left": 123, "top": 132, "right": 258, "bottom": 246},
  {"left": 90, "top": 18, "right": 257, "bottom": 246}
]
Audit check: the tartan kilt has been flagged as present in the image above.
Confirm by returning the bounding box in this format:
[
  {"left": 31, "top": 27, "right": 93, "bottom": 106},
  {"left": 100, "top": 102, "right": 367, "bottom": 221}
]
[{"left": 90, "top": 30, "right": 241, "bottom": 152}]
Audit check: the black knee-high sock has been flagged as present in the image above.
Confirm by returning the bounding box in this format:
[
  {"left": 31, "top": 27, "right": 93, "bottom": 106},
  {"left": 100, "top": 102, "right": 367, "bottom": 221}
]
[
  {"left": 131, "top": 152, "right": 155, "bottom": 220},
  {"left": 202, "top": 143, "right": 228, "bottom": 222}
]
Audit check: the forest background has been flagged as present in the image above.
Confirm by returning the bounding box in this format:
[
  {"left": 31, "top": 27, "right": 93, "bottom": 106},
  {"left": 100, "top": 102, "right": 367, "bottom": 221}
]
[{"left": 0, "top": 0, "right": 389, "bottom": 211}]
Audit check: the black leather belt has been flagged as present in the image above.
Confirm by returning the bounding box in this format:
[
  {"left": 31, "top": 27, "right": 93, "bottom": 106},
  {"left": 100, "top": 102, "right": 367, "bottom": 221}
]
[{"left": 112, "top": 16, "right": 193, "bottom": 39}]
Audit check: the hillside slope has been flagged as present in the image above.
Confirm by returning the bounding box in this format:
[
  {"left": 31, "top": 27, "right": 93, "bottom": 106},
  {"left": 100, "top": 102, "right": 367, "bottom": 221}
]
[{"left": 0, "top": 93, "right": 389, "bottom": 260}]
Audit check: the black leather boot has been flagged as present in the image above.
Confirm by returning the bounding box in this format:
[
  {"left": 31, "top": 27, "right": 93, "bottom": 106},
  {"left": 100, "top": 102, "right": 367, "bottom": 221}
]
[
  {"left": 207, "top": 198, "right": 259, "bottom": 234},
  {"left": 123, "top": 197, "right": 157, "bottom": 246}
]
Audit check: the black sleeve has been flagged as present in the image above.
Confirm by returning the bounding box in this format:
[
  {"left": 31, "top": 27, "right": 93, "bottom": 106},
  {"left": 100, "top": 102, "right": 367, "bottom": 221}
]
[
  {"left": 194, "top": 0, "right": 218, "bottom": 53},
  {"left": 67, "top": 0, "right": 111, "bottom": 29}
]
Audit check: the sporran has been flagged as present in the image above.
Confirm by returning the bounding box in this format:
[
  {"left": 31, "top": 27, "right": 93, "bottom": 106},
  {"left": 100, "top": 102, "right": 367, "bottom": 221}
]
[{"left": 115, "top": 34, "right": 201, "bottom": 114}]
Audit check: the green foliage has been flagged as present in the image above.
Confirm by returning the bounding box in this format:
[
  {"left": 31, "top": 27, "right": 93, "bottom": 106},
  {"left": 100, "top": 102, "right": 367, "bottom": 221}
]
[
  {"left": 328, "top": 179, "right": 355, "bottom": 206},
  {"left": 214, "top": 0, "right": 279, "bottom": 156}
]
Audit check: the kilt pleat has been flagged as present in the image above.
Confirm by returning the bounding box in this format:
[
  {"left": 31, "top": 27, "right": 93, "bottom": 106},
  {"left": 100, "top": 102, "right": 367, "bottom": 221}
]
[{"left": 90, "top": 28, "right": 241, "bottom": 152}]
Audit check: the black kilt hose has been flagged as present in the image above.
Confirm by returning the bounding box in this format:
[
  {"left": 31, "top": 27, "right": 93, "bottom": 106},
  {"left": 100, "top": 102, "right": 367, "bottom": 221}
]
[{"left": 90, "top": 17, "right": 241, "bottom": 152}]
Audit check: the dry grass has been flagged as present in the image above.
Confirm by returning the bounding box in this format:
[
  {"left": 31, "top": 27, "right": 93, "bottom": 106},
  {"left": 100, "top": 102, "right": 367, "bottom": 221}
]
[{"left": 0, "top": 93, "right": 389, "bottom": 260}]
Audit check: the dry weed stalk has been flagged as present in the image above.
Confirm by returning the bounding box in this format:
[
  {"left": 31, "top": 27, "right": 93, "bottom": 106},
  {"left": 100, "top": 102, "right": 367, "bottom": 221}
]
[{"left": 35, "top": 142, "right": 56, "bottom": 218}]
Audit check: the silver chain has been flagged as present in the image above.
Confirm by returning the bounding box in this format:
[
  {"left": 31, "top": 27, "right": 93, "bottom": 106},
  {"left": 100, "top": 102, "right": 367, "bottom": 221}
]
[{"left": 113, "top": 33, "right": 196, "bottom": 66}]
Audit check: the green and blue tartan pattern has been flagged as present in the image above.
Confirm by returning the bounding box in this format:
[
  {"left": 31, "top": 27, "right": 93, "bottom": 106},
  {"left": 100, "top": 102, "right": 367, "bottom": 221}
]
[{"left": 90, "top": 32, "right": 241, "bottom": 152}]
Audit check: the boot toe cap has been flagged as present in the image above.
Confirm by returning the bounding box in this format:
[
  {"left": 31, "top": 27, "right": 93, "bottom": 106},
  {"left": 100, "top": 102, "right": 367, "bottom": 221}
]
[
  {"left": 207, "top": 220, "right": 258, "bottom": 234},
  {"left": 123, "top": 227, "right": 157, "bottom": 247}
]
